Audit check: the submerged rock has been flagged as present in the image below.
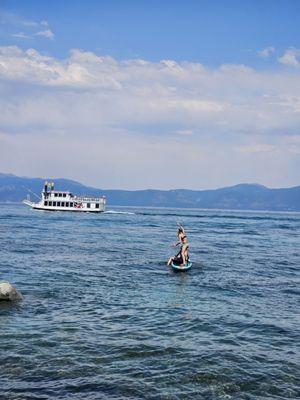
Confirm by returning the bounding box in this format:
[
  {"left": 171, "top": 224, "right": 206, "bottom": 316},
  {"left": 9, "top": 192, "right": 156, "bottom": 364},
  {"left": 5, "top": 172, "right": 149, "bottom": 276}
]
[{"left": 0, "top": 281, "right": 23, "bottom": 301}]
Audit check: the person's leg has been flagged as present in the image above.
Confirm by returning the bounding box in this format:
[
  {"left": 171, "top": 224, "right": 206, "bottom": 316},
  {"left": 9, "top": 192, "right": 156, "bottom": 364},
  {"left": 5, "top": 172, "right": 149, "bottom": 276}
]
[
  {"left": 179, "top": 247, "right": 186, "bottom": 265},
  {"left": 167, "top": 256, "right": 174, "bottom": 266}
]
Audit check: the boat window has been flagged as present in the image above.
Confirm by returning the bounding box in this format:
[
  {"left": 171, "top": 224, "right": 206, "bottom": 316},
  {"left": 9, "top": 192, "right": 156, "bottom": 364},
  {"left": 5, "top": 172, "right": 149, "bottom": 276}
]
[
  {"left": 44, "top": 201, "right": 48, "bottom": 206},
  {"left": 87, "top": 203, "right": 91, "bottom": 208},
  {"left": 59, "top": 193, "right": 62, "bottom": 197},
  {"left": 96, "top": 203, "right": 99, "bottom": 208},
  {"left": 49, "top": 201, "right": 52, "bottom": 206},
  {"left": 61, "top": 202, "right": 65, "bottom": 207},
  {"left": 70, "top": 202, "right": 73, "bottom": 207},
  {"left": 57, "top": 201, "right": 61, "bottom": 206},
  {"left": 65, "top": 202, "right": 69, "bottom": 207},
  {"left": 53, "top": 201, "right": 56, "bottom": 206},
  {"left": 63, "top": 193, "right": 66, "bottom": 197}
]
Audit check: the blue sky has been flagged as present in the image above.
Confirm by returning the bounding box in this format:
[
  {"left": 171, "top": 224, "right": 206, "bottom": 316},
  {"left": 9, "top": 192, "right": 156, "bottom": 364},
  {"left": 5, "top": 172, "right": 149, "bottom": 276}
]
[
  {"left": 2, "top": 0, "right": 300, "bottom": 65},
  {"left": 0, "top": 1, "right": 300, "bottom": 189}
]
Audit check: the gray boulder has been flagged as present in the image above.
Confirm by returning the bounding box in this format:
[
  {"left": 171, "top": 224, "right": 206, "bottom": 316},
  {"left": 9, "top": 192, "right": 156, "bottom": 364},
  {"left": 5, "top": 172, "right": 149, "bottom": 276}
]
[{"left": 0, "top": 281, "right": 23, "bottom": 301}]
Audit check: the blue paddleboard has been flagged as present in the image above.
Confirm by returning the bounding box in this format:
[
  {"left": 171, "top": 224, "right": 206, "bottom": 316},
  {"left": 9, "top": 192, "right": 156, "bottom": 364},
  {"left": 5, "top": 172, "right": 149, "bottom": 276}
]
[{"left": 171, "top": 261, "right": 192, "bottom": 271}]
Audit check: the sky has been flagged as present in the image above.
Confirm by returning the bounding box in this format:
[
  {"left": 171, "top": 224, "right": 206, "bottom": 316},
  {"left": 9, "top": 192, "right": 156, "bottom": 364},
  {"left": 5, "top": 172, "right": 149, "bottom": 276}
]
[{"left": 0, "top": 0, "right": 300, "bottom": 190}]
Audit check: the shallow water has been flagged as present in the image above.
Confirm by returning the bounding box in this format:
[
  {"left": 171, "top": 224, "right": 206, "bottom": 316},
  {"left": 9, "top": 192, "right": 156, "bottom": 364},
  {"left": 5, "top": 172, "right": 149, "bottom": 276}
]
[{"left": 0, "top": 204, "right": 299, "bottom": 399}]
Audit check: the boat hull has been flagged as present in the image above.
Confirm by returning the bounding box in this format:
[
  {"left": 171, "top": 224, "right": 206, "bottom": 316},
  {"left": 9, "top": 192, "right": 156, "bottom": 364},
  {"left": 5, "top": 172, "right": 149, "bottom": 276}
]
[{"left": 30, "top": 205, "right": 104, "bottom": 213}]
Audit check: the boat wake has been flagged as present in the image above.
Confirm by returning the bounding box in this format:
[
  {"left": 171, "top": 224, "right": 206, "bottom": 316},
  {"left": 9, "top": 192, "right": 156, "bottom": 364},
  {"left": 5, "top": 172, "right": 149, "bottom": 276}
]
[{"left": 104, "top": 210, "right": 135, "bottom": 215}]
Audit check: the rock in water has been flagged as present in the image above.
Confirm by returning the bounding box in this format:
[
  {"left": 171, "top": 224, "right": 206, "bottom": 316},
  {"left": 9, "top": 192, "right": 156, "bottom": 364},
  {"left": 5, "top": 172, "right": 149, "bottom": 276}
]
[{"left": 0, "top": 281, "right": 23, "bottom": 301}]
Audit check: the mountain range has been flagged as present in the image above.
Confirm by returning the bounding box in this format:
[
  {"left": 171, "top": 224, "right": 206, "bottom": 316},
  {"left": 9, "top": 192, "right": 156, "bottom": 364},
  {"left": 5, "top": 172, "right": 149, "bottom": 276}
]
[{"left": 0, "top": 173, "right": 299, "bottom": 211}]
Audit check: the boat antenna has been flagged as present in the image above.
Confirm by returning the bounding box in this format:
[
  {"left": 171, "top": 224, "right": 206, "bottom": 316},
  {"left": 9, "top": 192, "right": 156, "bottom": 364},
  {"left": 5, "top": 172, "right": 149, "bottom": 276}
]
[{"left": 22, "top": 186, "right": 41, "bottom": 200}]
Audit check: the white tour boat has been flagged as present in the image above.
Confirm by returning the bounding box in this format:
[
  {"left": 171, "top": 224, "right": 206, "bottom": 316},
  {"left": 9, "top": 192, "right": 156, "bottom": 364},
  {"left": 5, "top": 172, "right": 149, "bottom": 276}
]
[{"left": 23, "top": 181, "right": 106, "bottom": 213}]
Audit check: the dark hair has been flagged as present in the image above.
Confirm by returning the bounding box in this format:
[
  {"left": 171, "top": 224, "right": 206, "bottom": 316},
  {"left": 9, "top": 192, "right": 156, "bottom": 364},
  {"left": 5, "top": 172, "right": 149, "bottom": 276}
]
[{"left": 177, "top": 228, "right": 183, "bottom": 234}]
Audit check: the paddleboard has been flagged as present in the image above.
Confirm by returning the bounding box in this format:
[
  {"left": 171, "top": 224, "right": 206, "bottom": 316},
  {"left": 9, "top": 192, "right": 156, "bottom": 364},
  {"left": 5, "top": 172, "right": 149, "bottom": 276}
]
[{"left": 171, "top": 261, "right": 192, "bottom": 271}]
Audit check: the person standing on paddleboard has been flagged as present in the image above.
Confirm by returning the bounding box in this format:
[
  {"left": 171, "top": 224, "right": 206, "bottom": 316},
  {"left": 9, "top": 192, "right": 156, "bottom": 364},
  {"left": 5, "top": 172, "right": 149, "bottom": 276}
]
[{"left": 167, "top": 224, "right": 190, "bottom": 266}]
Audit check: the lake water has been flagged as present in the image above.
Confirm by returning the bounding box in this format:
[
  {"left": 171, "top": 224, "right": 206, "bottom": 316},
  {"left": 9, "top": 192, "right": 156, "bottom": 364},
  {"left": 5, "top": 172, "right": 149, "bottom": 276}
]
[{"left": 0, "top": 204, "right": 299, "bottom": 399}]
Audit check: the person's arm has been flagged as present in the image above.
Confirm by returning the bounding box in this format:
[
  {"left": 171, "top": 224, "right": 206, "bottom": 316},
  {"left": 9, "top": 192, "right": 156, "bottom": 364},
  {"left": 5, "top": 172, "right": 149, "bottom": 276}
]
[{"left": 177, "top": 223, "right": 185, "bottom": 234}]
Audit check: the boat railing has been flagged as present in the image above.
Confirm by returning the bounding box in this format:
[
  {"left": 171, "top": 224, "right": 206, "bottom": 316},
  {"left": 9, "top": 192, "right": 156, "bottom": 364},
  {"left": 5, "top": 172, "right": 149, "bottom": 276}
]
[{"left": 74, "top": 196, "right": 105, "bottom": 202}]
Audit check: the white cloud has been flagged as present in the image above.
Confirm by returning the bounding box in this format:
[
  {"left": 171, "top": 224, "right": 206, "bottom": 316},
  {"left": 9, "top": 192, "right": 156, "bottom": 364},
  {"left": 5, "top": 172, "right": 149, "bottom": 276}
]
[
  {"left": 177, "top": 129, "right": 194, "bottom": 136},
  {"left": 278, "top": 48, "right": 300, "bottom": 67},
  {"left": 235, "top": 135, "right": 300, "bottom": 157},
  {"left": 11, "top": 32, "right": 32, "bottom": 39},
  {"left": 281, "top": 135, "right": 300, "bottom": 154},
  {"left": 0, "top": 46, "right": 299, "bottom": 189},
  {"left": 40, "top": 20, "right": 49, "bottom": 27},
  {"left": 0, "top": 11, "right": 39, "bottom": 28},
  {"left": 36, "top": 29, "right": 54, "bottom": 40},
  {"left": 283, "top": 135, "right": 300, "bottom": 144},
  {"left": 258, "top": 46, "right": 275, "bottom": 58},
  {"left": 1, "top": 46, "right": 299, "bottom": 131},
  {"left": 1, "top": 12, "right": 55, "bottom": 41},
  {"left": 236, "top": 144, "right": 277, "bottom": 153}
]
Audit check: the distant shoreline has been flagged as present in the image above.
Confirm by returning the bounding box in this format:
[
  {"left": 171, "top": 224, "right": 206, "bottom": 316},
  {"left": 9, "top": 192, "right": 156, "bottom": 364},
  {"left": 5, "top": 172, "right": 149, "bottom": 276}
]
[{"left": 1, "top": 174, "right": 299, "bottom": 212}]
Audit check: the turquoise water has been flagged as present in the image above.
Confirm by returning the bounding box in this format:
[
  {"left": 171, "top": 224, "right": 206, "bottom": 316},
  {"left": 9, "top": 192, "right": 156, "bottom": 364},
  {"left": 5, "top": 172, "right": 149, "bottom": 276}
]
[{"left": 0, "top": 204, "right": 299, "bottom": 399}]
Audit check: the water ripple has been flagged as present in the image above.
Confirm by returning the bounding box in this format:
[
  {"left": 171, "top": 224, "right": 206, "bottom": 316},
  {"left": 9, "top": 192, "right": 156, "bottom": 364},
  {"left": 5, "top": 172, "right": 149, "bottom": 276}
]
[{"left": 1, "top": 204, "right": 299, "bottom": 399}]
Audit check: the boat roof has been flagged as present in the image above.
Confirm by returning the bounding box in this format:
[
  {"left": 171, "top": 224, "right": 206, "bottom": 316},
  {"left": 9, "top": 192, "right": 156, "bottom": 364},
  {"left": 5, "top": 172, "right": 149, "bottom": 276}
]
[
  {"left": 50, "top": 190, "right": 72, "bottom": 194},
  {"left": 47, "top": 189, "right": 105, "bottom": 199}
]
